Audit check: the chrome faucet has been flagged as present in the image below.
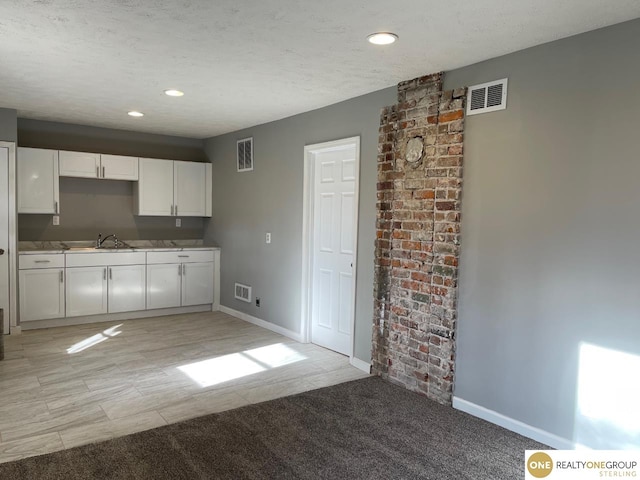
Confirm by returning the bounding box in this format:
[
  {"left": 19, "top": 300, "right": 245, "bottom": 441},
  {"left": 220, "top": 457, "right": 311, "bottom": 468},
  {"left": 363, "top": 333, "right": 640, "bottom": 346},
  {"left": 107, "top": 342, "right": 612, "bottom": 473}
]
[{"left": 96, "top": 233, "right": 119, "bottom": 249}]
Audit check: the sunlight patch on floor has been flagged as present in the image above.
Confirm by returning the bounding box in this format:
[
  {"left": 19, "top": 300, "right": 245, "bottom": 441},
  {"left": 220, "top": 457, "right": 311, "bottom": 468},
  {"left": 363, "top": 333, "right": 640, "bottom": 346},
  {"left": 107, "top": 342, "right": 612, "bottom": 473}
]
[
  {"left": 66, "top": 324, "right": 123, "bottom": 354},
  {"left": 177, "top": 343, "right": 307, "bottom": 387}
]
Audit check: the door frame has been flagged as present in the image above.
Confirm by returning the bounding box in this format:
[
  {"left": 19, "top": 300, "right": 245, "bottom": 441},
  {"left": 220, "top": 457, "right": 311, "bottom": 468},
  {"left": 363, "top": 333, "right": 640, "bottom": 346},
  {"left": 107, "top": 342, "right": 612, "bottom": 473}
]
[
  {"left": 301, "top": 136, "right": 360, "bottom": 358},
  {"left": 0, "top": 141, "right": 18, "bottom": 333}
]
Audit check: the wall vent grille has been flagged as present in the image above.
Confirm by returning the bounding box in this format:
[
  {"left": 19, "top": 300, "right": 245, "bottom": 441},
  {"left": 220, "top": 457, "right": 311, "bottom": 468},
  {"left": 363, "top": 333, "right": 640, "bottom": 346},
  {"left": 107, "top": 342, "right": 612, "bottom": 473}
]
[
  {"left": 237, "top": 137, "right": 253, "bottom": 172},
  {"left": 466, "top": 78, "right": 508, "bottom": 115},
  {"left": 234, "top": 283, "right": 252, "bottom": 303}
]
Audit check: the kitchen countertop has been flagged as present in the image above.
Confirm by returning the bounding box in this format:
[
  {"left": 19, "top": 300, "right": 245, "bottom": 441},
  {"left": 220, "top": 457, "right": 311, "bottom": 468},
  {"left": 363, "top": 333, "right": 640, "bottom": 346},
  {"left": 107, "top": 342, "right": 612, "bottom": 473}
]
[{"left": 19, "top": 240, "right": 220, "bottom": 254}]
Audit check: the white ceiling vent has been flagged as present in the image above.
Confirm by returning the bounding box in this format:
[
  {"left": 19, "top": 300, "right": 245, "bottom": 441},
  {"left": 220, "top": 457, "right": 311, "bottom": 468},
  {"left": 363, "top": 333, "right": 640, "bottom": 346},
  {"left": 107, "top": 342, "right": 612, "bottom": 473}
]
[
  {"left": 237, "top": 137, "right": 253, "bottom": 172},
  {"left": 234, "top": 283, "right": 252, "bottom": 303},
  {"left": 466, "top": 78, "right": 508, "bottom": 115}
]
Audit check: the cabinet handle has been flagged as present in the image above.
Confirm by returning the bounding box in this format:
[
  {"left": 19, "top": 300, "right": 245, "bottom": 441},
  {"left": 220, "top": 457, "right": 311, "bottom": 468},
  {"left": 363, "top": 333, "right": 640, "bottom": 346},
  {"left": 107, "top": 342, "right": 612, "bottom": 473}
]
[
  {"left": 96, "top": 165, "right": 100, "bottom": 178},
  {"left": 54, "top": 201, "right": 58, "bottom": 214},
  {"left": 35, "top": 260, "right": 51, "bottom": 263},
  {"left": 178, "top": 264, "right": 182, "bottom": 276},
  {"left": 60, "top": 270, "right": 64, "bottom": 283},
  {"left": 109, "top": 267, "right": 112, "bottom": 280},
  {"left": 103, "top": 268, "right": 107, "bottom": 280},
  {"left": 102, "top": 166, "right": 105, "bottom": 178},
  {"left": 183, "top": 264, "right": 186, "bottom": 275},
  {"left": 177, "top": 255, "right": 189, "bottom": 258}
]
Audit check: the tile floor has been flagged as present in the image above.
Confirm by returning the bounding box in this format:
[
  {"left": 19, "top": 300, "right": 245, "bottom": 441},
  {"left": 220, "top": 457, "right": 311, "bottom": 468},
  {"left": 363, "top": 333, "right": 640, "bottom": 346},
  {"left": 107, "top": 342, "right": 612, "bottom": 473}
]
[{"left": 0, "top": 311, "right": 369, "bottom": 463}]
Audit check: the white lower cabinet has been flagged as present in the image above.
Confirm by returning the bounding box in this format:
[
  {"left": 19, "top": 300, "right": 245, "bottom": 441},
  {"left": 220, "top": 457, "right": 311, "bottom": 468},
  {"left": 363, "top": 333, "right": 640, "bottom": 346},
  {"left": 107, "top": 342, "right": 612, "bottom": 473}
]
[
  {"left": 182, "top": 262, "right": 214, "bottom": 306},
  {"left": 19, "top": 268, "right": 65, "bottom": 321},
  {"left": 19, "top": 249, "right": 216, "bottom": 324},
  {"left": 147, "top": 262, "right": 213, "bottom": 309},
  {"left": 66, "top": 266, "right": 108, "bottom": 317},
  {"left": 146, "top": 250, "right": 214, "bottom": 310},
  {"left": 146, "top": 263, "right": 182, "bottom": 309},
  {"left": 108, "top": 265, "right": 146, "bottom": 313},
  {"left": 65, "top": 252, "right": 146, "bottom": 317}
]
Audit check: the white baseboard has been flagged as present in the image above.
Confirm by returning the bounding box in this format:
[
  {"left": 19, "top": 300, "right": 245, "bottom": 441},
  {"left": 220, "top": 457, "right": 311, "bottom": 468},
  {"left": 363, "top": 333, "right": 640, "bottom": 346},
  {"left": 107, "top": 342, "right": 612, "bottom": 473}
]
[
  {"left": 20, "top": 305, "right": 212, "bottom": 331},
  {"left": 349, "top": 356, "right": 371, "bottom": 373},
  {"left": 9, "top": 326, "right": 21, "bottom": 335},
  {"left": 452, "top": 396, "right": 575, "bottom": 450},
  {"left": 219, "top": 305, "right": 304, "bottom": 343}
]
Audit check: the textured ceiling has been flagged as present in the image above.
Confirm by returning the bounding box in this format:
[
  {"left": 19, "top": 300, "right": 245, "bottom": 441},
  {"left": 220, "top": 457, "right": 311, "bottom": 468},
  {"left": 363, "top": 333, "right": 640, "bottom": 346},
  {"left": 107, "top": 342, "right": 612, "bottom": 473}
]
[{"left": 1, "top": 1, "right": 639, "bottom": 139}]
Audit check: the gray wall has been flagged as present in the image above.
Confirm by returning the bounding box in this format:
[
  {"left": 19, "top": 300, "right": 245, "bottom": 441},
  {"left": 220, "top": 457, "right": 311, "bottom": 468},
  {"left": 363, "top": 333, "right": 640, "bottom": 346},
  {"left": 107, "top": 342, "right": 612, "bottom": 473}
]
[
  {"left": 204, "top": 87, "right": 396, "bottom": 362},
  {"left": 0, "top": 108, "right": 17, "bottom": 142},
  {"left": 443, "top": 18, "right": 640, "bottom": 449},
  {"left": 18, "top": 119, "right": 206, "bottom": 241}
]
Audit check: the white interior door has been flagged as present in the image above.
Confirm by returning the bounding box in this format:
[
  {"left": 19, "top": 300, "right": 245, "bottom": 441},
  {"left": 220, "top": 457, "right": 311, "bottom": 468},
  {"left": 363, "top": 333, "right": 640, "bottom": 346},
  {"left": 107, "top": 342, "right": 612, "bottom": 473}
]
[
  {"left": 309, "top": 140, "right": 359, "bottom": 355},
  {"left": 0, "top": 148, "right": 9, "bottom": 333}
]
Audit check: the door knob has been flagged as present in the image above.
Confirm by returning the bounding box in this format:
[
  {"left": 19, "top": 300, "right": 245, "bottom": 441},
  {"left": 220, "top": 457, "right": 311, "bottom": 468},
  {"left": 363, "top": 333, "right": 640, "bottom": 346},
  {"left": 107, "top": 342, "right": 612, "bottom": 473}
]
[{"left": 0, "top": 248, "right": 4, "bottom": 255}]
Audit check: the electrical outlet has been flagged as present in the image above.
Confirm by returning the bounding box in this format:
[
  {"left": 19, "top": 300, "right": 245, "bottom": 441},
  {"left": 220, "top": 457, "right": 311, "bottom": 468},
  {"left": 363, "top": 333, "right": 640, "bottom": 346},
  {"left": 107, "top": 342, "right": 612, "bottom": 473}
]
[
  {"left": 176, "top": 218, "right": 181, "bottom": 227},
  {"left": 256, "top": 297, "right": 260, "bottom": 307},
  {"left": 52, "top": 215, "right": 60, "bottom": 226},
  {"left": 265, "top": 233, "right": 271, "bottom": 244}
]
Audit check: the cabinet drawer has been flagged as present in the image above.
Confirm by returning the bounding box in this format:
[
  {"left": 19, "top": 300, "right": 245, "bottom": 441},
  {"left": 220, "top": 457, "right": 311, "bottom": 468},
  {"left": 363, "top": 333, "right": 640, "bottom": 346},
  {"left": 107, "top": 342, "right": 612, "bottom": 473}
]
[
  {"left": 65, "top": 251, "right": 146, "bottom": 267},
  {"left": 146, "top": 250, "right": 214, "bottom": 264},
  {"left": 19, "top": 254, "right": 65, "bottom": 269}
]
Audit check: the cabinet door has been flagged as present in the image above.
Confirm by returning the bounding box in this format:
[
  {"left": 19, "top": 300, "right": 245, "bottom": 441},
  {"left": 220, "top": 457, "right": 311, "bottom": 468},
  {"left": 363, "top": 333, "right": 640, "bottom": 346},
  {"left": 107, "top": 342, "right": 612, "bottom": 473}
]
[
  {"left": 174, "top": 161, "right": 206, "bottom": 217},
  {"left": 66, "top": 266, "right": 108, "bottom": 317},
  {"left": 19, "top": 269, "right": 65, "bottom": 321},
  {"left": 146, "top": 263, "right": 181, "bottom": 309},
  {"left": 135, "top": 158, "right": 174, "bottom": 216},
  {"left": 17, "top": 148, "right": 60, "bottom": 214},
  {"left": 59, "top": 151, "right": 100, "bottom": 178},
  {"left": 108, "top": 265, "right": 146, "bottom": 313},
  {"left": 101, "top": 155, "right": 139, "bottom": 181},
  {"left": 181, "top": 262, "right": 214, "bottom": 306}
]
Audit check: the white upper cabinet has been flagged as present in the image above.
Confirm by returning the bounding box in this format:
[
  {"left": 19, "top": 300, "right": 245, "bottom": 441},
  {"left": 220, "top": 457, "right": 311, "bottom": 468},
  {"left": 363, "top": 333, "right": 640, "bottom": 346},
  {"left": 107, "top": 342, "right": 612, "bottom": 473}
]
[
  {"left": 174, "top": 160, "right": 206, "bottom": 217},
  {"left": 100, "top": 154, "right": 138, "bottom": 180},
  {"left": 135, "top": 158, "right": 210, "bottom": 217},
  {"left": 59, "top": 151, "right": 138, "bottom": 180},
  {"left": 59, "top": 151, "right": 100, "bottom": 178},
  {"left": 135, "top": 158, "right": 174, "bottom": 216},
  {"left": 18, "top": 147, "right": 60, "bottom": 214}
]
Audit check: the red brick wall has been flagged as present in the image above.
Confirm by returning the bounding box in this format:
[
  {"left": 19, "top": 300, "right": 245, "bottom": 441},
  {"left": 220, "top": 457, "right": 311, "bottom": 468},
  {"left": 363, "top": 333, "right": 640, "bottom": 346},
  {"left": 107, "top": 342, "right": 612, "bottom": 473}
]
[{"left": 372, "top": 73, "right": 466, "bottom": 404}]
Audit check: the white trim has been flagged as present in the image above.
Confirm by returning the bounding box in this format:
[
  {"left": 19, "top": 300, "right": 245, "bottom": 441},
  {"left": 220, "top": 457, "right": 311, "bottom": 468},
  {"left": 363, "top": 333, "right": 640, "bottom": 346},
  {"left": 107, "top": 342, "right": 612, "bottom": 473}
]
[
  {"left": 9, "top": 325, "right": 21, "bottom": 335},
  {"left": 212, "top": 249, "right": 220, "bottom": 311},
  {"left": 219, "top": 305, "right": 304, "bottom": 343},
  {"left": 20, "top": 304, "right": 212, "bottom": 330},
  {"left": 0, "top": 142, "right": 17, "bottom": 333},
  {"left": 349, "top": 356, "right": 371, "bottom": 373},
  {"left": 452, "top": 396, "right": 575, "bottom": 450},
  {"left": 301, "top": 136, "right": 360, "bottom": 355}
]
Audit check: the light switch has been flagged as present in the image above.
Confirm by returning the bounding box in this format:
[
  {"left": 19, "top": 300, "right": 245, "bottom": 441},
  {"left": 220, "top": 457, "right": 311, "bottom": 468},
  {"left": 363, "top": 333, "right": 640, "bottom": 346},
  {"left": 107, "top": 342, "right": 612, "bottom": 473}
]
[
  {"left": 266, "top": 233, "right": 271, "bottom": 244},
  {"left": 52, "top": 215, "right": 60, "bottom": 226},
  {"left": 176, "top": 218, "right": 181, "bottom": 227}
]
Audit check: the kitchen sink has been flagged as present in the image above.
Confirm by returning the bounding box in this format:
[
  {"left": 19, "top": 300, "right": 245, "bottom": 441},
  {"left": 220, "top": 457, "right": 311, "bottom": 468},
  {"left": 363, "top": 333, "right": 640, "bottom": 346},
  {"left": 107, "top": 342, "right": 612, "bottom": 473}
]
[{"left": 66, "top": 245, "right": 137, "bottom": 251}]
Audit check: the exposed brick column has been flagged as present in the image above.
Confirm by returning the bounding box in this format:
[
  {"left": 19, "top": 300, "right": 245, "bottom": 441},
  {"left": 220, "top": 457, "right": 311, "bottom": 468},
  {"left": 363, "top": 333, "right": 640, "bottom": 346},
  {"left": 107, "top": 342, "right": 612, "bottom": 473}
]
[
  {"left": 372, "top": 73, "right": 466, "bottom": 405},
  {"left": 371, "top": 105, "right": 398, "bottom": 376}
]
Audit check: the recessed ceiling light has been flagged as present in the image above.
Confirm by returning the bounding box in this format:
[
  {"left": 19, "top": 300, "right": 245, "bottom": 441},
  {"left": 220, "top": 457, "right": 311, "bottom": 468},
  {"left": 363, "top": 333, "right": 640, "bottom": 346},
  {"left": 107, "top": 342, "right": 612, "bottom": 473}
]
[
  {"left": 127, "top": 111, "right": 144, "bottom": 117},
  {"left": 367, "top": 32, "right": 398, "bottom": 45},
  {"left": 164, "top": 89, "right": 184, "bottom": 97}
]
